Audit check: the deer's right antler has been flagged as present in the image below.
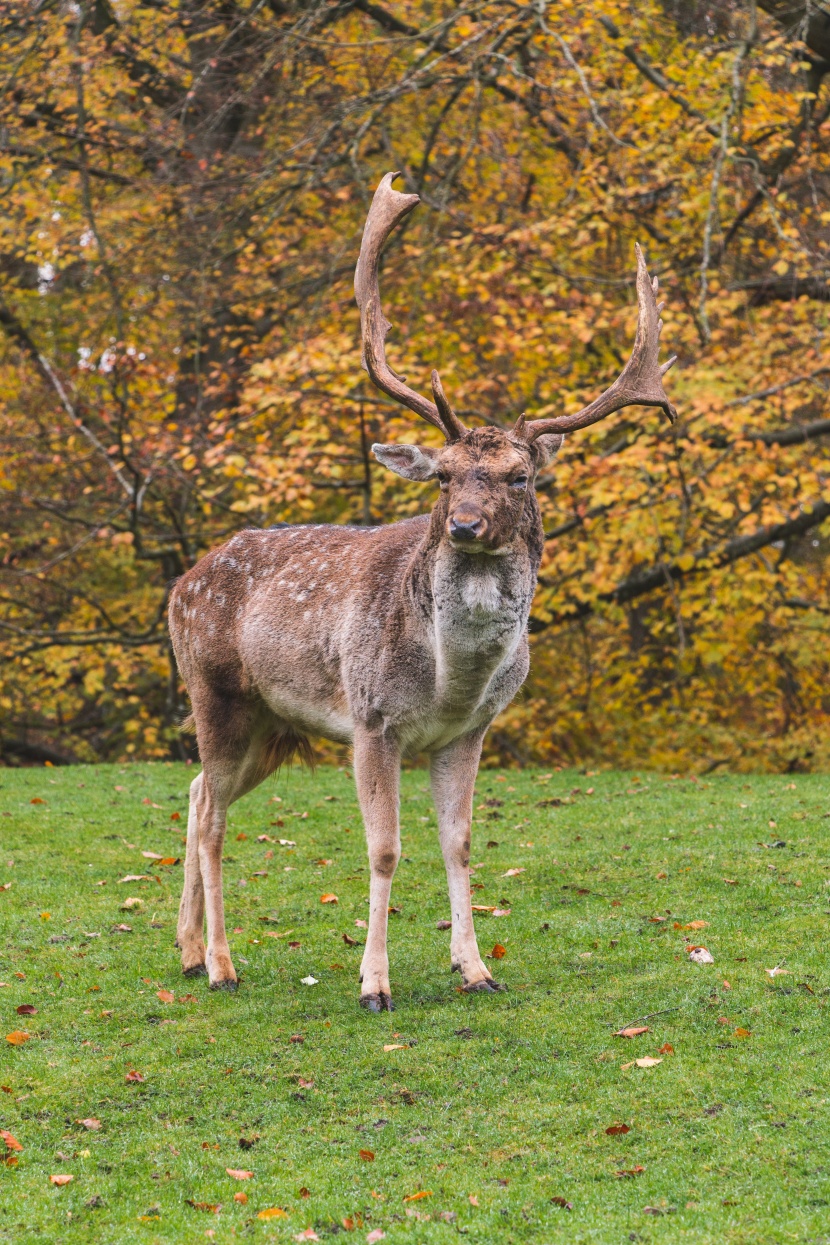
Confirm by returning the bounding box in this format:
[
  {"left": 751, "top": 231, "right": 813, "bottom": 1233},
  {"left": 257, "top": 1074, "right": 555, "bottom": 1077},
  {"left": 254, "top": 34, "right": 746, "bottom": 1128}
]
[{"left": 355, "top": 171, "right": 466, "bottom": 442}]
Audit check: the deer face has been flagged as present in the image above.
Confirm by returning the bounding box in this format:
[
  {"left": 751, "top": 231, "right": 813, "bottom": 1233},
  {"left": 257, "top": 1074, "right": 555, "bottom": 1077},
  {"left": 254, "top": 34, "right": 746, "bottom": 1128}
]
[{"left": 373, "top": 427, "right": 562, "bottom": 554}]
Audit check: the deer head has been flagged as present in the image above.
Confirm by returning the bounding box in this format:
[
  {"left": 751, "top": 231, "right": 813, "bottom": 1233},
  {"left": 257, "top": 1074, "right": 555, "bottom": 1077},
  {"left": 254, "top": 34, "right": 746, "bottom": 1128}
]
[{"left": 356, "top": 172, "right": 677, "bottom": 554}]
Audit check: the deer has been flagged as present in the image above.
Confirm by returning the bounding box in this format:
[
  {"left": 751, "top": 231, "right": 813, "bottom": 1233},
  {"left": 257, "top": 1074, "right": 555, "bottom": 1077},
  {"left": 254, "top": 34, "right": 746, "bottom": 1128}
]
[{"left": 169, "top": 171, "right": 677, "bottom": 1010}]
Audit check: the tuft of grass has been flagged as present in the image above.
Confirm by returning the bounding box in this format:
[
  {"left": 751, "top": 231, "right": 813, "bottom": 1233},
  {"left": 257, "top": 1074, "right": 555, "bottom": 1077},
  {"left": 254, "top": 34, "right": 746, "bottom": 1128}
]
[{"left": 0, "top": 762, "right": 829, "bottom": 1243}]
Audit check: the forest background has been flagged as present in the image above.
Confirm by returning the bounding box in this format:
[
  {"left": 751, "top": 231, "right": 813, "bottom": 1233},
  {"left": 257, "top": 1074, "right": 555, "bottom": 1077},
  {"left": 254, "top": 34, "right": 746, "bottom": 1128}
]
[{"left": 2, "top": 0, "right": 830, "bottom": 774}]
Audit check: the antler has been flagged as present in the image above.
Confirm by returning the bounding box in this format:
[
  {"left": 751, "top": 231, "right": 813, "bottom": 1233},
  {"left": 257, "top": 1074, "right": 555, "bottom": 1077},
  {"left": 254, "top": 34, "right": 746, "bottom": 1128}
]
[
  {"left": 354, "top": 171, "right": 466, "bottom": 441},
  {"left": 517, "top": 244, "right": 677, "bottom": 444}
]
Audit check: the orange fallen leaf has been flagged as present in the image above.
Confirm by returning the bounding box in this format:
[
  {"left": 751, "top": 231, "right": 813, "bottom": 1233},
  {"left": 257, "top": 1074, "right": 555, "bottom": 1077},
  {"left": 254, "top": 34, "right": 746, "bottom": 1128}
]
[
  {"left": 50, "top": 1174, "right": 73, "bottom": 1186},
  {"left": 359, "top": 1149, "right": 375, "bottom": 1161},
  {"left": 170, "top": 812, "right": 181, "bottom": 821},
  {"left": 1, "top": 1130, "right": 22, "bottom": 1152},
  {"left": 320, "top": 894, "right": 338, "bottom": 904},
  {"left": 16, "top": 1004, "right": 36, "bottom": 1016},
  {"left": 403, "top": 1190, "right": 432, "bottom": 1202},
  {"left": 30, "top": 798, "right": 45, "bottom": 805},
  {"left": 723, "top": 878, "right": 738, "bottom": 885},
  {"left": 734, "top": 1027, "right": 751, "bottom": 1037},
  {"left": 233, "top": 1191, "right": 248, "bottom": 1204},
  {"left": 159, "top": 857, "right": 180, "bottom": 866},
  {"left": 468, "top": 1194, "right": 479, "bottom": 1206},
  {"left": 78, "top": 1118, "right": 101, "bottom": 1131},
  {"left": 186, "top": 1200, "right": 221, "bottom": 1212},
  {"left": 605, "top": 1123, "right": 630, "bottom": 1136},
  {"left": 257, "top": 1207, "right": 288, "bottom": 1220},
  {"left": 383, "top": 1044, "right": 406, "bottom": 1052},
  {"left": 615, "top": 1025, "right": 649, "bottom": 1038},
  {"left": 684, "top": 920, "right": 707, "bottom": 930},
  {"left": 5, "top": 1031, "right": 30, "bottom": 1046},
  {"left": 236, "top": 832, "right": 247, "bottom": 841},
  {"left": 471, "top": 904, "right": 496, "bottom": 912},
  {"left": 125, "top": 1070, "right": 144, "bottom": 1082},
  {"left": 502, "top": 868, "right": 525, "bottom": 877},
  {"left": 655, "top": 871, "right": 667, "bottom": 880},
  {"left": 342, "top": 933, "right": 360, "bottom": 946},
  {"left": 157, "top": 990, "right": 175, "bottom": 1003},
  {"left": 635, "top": 1056, "right": 662, "bottom": 1068},
  {"left": 226, "top": 1169, "right": 253, "bottom": 1180},
  {"left": 298, "top": 1187, "right": 310, "bottom": 1198},
  {"left": 657, "top": 1043, "right": 674, "bottom": 1055},
  {"left": 615, "top": 1166, "right": 645, "bottom": 1179},
  {"left": 490, "top": 944, "right": 506, "bottom": 960}
]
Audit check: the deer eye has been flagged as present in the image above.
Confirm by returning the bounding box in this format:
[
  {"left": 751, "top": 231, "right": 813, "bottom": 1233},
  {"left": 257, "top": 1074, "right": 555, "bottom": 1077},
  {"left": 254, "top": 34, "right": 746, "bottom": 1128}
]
[
  {"left": 510, "top": 475, "right": 528, "bottom": 489},
  {"left": 436, "top": 471, "right": 449, "bottom": 487}
]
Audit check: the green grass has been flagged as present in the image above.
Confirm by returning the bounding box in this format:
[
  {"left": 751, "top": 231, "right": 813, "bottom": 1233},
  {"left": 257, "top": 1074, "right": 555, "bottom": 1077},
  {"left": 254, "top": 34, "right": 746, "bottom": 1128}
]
[{"left": 0, "top": 763, "right": 829, "bottom": 1244}]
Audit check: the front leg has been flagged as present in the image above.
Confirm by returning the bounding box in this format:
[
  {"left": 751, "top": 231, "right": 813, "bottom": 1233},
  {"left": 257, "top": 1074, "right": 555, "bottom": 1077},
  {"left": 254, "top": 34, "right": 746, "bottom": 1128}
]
[
  {"left": 353, "top": 726, "right": 401, "bottom": 1012},
  {"left": 431, "top": 732, "right": 503, "bottom": 993}
]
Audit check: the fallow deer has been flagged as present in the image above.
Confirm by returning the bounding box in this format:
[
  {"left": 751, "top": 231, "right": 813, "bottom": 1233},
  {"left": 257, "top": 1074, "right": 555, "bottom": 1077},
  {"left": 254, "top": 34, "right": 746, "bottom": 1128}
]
[{"left": 169, "top": 171, "right": 677, "bottom": 1009}]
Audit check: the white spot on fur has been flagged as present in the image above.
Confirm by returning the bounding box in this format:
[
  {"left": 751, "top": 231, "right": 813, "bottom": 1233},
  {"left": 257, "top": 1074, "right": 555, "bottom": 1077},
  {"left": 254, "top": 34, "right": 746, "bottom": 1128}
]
[{"left": 462, "top": 574, "right": 502, "bottom": 613}]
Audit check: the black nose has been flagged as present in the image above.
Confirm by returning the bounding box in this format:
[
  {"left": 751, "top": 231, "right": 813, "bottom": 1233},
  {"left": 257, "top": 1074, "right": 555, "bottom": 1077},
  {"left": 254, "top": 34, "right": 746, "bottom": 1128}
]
[{"left": 449, "top": 517, "right": 484, "bottom": 542}]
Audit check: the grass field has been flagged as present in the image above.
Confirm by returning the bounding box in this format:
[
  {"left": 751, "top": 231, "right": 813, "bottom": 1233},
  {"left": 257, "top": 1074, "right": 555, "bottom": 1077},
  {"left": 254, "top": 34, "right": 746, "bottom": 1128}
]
[{"left": 0, "top": 762, "right": 829, "bottom": 1244}]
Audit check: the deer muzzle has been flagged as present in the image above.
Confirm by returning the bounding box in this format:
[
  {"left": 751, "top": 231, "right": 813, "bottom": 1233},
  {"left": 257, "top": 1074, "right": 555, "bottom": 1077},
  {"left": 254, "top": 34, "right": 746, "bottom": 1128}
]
[{"left": 448, "top": 507, "right": 487, "bottom": 545}]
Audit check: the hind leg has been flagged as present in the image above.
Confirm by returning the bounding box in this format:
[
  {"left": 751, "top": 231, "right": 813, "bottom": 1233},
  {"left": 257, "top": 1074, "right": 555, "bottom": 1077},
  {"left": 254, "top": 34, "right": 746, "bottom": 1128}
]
[{"left": 176, "top": 771, "right": 207, "bottom": 976}]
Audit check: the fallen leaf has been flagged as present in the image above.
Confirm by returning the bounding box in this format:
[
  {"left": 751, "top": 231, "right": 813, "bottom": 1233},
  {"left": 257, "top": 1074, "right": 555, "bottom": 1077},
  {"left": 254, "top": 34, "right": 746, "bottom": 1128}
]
[
  {"left": 297, "top": 1077, "right": 314, "bottom": 1089},
  {"left": 723, "top": 878, "right": 738, "bottom": 885},
  {"left": 1, "top": 1130, "right": 22, "bottom": 1152},
  {"left": 16, "top": 1004, "right": 36, "bottom": 1016},
  {"left": 799, "top": 981, "right": 815, "bottom": 994},
  {"left": 125, "top": 1070, "right": 144, "bottom": 1082},
  {"left": 403, "top": 1190, "right": 432, "bottom": 1202},
  {"left": 492, "top": 908, "right": 511, "bottom": 917},
  {"left": 550, "top": 1196, "right": 573, "bottom": 1209},
  {"left": 234, "top": 1191, "right": 248, "bottom": 1204},
  {"left": 688, "top": 946, "right": 714, "bottom": 964},
  {"left": 320, "top": 894, "right": 338, "bottom": 904},
  {"left": 471, "top": 904, "right": 495, "bottom": 913},
  {"left": 186, "top": 1200, "right": 221, "bottom": 1213},
  {"left": 5, "top": 1031, "right": 30, "bottom": 1046},
  {"left": 615, "top": 1166, "right": 645, "bottom": 1178},
  {"left": 170, "top": 812, "right": 181, "bottom": 821},
  {"left": 366, "top": 1234, "right": 385, "bottom": 1244},
  {"left": 342, "top": 933, "right": 360, "bottom": 946},
  {"left": 120, "top": 897, "right": 143, "bottom": 910},
  {"left": 435, "top": 920, "right": 452, "bottom": 930},
  {"left": 157, "top": 990, "right": 175, "bottom": 1003},
  {"left": 159, "top": 857, "right": 180, "bottom": 867},
  {"left": 227, "top": 1168, "right": 253, "bottom": 1180},
  {"left": 236, "top": 832, "right": 247, "bottom": 841},
  {"left": 765, "top": 966, "right": 790, "bottom": 978},
  {"left": 112, "top": 924, "right": 132, "bottom": 933},
  {"left": 648, "top": 915, "right": 666, "bottom": 923},
  {"left": 300, "top": 976, "right": 318, "bottom": 986},
  {"left": 635, "top": 1056, "right": 662, "bottom": 1068},
  {"left": 50, "top": 1174, "right": 73, "bottom": 1186},
  {"left": 117, "top": 875, "right": 153, "bottom": 884},
  {"left": 383, "top": 1044, "right": 406, "bottom": 1052},
  {"left": 359, "top": 1149, "right": 375, "bottom": 1161},
  {"left": 734, "top": 1027, "right": 751, "bottom": 1038},
  {"left": 490, "top": 944, "right": 506, "bottom": 960},
  {"left": 30, "top": 797, "right": 45, "bottom": 804},
  {"left": 298, "top": 1187, "right": 310, "bottom": 1198},
  {"left": 468, "top": 1194, "right": 479, "bottom": 1206},
  {"left": 78, "top": 1118, "right": 101, "bottom": 1131},
  {"left": 257, "top": 1207, "right": 288, "bottom": 1219},
  {"left": 293, "top": 1229, "right": 320, "bottom": 1241},
  {"left": 684, "top": 920, "right": 707, "bottom": 930},
  {"left": 657, "top": 1043, "right": 674, "bottom": 1055},
  {"left": 142, "top": 851, "right": 163, "bottom": 860},
  {"left": 656, "top": 871, "right": 667, "bottom": 880},
  {"left": 615, "top": 1025, "right": 649, "bottom": 1038},
  {"left": 290, "top": 1034, "right": 304, "bottom": 1043},
  {"left": 355, "top": 919, "right": 368, "bottom": 929},
  {"left": 0, "top": 883, "right": 11, "bottom": 891},
  {"left": 502, "top": 868, "right": 525, "bottom": 877},
  {"left": 605, "top": 1123, "right": 630, "bottom": 1136}
]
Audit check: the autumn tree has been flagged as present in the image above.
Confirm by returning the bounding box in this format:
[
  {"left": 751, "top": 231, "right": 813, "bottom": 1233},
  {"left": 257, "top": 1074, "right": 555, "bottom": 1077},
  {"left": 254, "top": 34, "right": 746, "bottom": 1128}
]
[{"left": 1, "top": 0, "right": 829, "bottom": 771}]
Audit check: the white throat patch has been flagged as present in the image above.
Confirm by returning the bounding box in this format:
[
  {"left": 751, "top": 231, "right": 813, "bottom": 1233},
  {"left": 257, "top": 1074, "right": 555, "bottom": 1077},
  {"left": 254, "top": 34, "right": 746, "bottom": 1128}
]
[{"left": 460, "top": 573, "right": 502, "bottom": 613}]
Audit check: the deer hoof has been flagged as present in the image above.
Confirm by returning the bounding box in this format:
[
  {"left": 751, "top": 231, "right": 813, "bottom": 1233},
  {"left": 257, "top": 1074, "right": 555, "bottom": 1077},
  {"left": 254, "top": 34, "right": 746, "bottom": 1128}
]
[
  {"left": 360, "top": 992, "right": 394, "bottom": 1013},
  {"left": 209, "top": 977, "right": 238, "bottom": 992},
  {"left": 463, "top": 979, "right": 505, "bottom": 994},
  {"left": 182, "top": 963, "right": 208, "bottom": 978}
]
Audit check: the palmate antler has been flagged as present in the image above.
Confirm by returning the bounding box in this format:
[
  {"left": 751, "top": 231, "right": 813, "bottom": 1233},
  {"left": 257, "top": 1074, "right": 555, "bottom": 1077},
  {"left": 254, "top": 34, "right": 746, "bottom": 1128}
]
[
  {"left": 355, "top": 173, "right": 676, "bottom": 444},
  {"left": 515, "top": 244, "right": 678, "bottom": 443},
  {"left": 354, "top": 171, "right": 466, "bottom": 441}
]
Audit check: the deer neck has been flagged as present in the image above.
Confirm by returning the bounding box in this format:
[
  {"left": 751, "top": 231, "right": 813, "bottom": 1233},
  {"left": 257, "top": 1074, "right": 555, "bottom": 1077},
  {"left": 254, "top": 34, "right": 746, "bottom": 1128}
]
[{"left": 407, "top": 494, "right": 543, "bottom": 706}]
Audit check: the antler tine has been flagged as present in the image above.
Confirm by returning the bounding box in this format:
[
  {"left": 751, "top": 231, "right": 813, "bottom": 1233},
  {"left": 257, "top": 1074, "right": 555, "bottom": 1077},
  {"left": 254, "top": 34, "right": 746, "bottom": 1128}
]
[
  {"left": 354, "top": 171, "right": 465, "bottom": 441},
  {"left": 520, "top": 244, "right": 678, "bottom": 445}
]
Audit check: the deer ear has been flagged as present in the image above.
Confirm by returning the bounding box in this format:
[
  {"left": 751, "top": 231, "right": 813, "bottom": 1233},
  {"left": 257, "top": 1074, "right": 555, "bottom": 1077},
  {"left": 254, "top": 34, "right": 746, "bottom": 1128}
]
[
  {"left": 532, "top": 433, "right": 564, "bottom": 467},
  {"left": 372, "top": 443, "right": 440, "bottom": 481}
]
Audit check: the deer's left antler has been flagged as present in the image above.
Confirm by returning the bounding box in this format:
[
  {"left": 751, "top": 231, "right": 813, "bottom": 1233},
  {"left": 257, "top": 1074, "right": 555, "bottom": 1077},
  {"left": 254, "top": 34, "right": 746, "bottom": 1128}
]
[{"left": 516, "top": 244, "right": 677, "bottom": 444}]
